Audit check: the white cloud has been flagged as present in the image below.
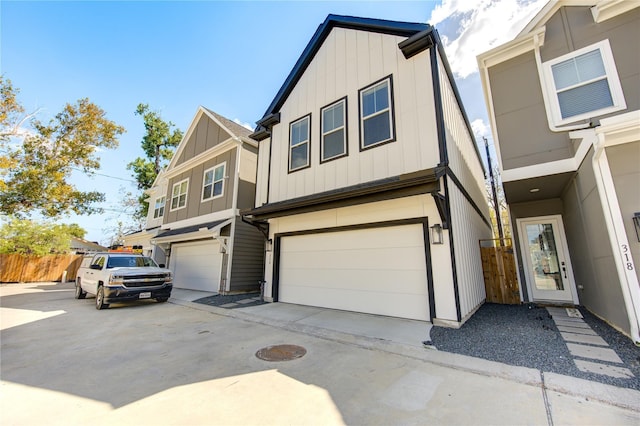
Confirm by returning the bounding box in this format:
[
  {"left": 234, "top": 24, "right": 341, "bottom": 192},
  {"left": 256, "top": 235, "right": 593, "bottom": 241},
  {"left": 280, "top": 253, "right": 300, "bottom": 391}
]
[
  {"left": 471, "top": 118, "right": 490, "bottom": 138},
  {"left": 234, "top": 118, "right": 254, "bottom": 131},
  {"left": 428, "top": 0, "right": 547, "bottom": 79}
]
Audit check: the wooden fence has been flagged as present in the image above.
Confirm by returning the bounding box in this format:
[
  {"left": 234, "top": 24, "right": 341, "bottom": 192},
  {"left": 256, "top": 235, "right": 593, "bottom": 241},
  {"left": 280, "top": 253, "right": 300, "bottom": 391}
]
[
  {"left": 0, "top": 254, "right": 83, "bottom": 283},
  {"left": 480, "top": 239, "right": 520, "bottom": 304}
]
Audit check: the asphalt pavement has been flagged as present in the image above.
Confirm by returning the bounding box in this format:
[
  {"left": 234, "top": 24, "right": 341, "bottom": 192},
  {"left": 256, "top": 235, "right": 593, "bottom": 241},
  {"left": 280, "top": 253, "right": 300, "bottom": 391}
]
[{"left": 1, "top": 282, "right": 639, "bottom": 425}]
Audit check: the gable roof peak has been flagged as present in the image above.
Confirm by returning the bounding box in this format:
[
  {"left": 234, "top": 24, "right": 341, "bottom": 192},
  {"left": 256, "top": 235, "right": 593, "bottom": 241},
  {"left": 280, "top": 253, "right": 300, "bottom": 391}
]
[{"left": 256, "top": 14, "right": 429, "bottom": 124}]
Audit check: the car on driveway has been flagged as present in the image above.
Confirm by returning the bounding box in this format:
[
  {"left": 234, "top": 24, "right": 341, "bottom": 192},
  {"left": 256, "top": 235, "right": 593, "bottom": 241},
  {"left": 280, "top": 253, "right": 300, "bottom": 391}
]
[{"left": 75, "top": 252, "right": 173, "bottom": 309}]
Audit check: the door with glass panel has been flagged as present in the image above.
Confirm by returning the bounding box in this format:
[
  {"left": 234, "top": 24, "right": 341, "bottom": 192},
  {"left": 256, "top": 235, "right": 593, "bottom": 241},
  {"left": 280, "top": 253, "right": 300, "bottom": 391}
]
[{"left": 517, "top": 216, "right": 577, "bottom": 303}]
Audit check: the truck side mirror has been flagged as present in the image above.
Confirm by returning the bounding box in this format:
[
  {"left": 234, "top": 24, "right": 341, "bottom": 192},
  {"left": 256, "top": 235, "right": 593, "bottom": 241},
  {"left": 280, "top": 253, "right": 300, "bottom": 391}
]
[
  {"left": 158, "top": 264, "right": 166, "bottom": 268},
  {"left": 90, "top": 264, "right": 102, "bottom": 270}
]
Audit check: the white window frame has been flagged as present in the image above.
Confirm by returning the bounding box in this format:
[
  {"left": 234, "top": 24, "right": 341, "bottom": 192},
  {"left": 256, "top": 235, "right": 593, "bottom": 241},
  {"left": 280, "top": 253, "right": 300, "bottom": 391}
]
[
  {"left": 542, "top": 40, "right": 626, "bottom": 126},
  {"left": 170, "top": 179, "right": 189, "bottom": 212},
  {"left": 289, "top": 114, "right": 311, "bottom": 173},
  {"left": 153, "top": 196, "right": 165, "bottom": 219},
  {"left": 320, "top": 97, "right": 348, "bottom": 163},
  {"left": 202, "top": 162, "right": 226, "bottom": 201},
  {"left": 359, "top": 76, "right": 395, "bottom": 150}
]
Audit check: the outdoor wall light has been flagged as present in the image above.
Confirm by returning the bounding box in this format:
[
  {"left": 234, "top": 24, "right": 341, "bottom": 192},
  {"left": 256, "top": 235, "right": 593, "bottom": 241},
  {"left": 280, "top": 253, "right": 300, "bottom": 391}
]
[
  {"left": 633, "top": 212, "right": 640, "bottom": 242},
  {"left": 430, "top": 224, "right": 444, "bottom": 245},
  {"left": 265, "top": 239, "right": 273, "bottom": 252}
]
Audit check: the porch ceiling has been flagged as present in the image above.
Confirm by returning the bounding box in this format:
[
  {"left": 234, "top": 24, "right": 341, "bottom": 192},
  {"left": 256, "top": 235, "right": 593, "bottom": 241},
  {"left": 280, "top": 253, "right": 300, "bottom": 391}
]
[{"left": 503, "top": 172, "right": 574, "bottom": 204}]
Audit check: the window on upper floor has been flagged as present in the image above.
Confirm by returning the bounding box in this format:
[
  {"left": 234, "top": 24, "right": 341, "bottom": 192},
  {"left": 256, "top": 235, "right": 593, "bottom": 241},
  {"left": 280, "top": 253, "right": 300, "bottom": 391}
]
[
  {"left": 170, "top": 179, "right": 188, "bottom": 211},
  {"left": 289, "top": 114, "right": 311, "bottom": 172},
  {"left": 153, "top": 196, "right": 165, "bottom": 219},
  {"left": 359, "top": 76, "right": 395, "bottom": 150},
  {"left": 202, "top": 163, "right": 226, "bottom": 201},
  {"left": 321, "top": 97, "right": 348, "bottom": 163},
  {"left": 542, "top": 40, "right": 626, "bottom": 126}
]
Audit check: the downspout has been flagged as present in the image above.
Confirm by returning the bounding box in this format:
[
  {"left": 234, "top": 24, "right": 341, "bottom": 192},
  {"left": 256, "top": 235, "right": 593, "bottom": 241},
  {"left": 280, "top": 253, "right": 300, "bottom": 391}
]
[
  {"left": 225, "top": 138, "right": 243, "bottom": 293},
  {"left": 592, "top": 135, "right": 640, "bottom": 344}
]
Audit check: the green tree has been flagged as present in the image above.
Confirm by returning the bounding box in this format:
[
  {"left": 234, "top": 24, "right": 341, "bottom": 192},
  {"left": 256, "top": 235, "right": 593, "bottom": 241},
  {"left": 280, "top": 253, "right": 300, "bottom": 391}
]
[
  {"left": 0, "top": 218, "right": 87, "bottom": 255},
  {"left": 127, "top": 103, "right": 182, "bottom": 218},
  {"left": 55, "top": 223, "right": 86, "bottom": 239},
  {"left": 0, "top": 77, "right": 125, "bottom": 218}
]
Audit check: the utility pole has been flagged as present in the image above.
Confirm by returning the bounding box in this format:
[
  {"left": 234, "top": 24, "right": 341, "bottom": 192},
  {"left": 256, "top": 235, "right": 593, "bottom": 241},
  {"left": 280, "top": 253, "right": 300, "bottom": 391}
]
[{"left": 484, "top": 137, "right": 504, "bottom": 245}]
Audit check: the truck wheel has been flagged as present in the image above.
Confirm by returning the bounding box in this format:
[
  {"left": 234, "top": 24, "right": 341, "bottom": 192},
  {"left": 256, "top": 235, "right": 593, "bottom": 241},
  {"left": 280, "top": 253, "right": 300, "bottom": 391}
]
[
  {"left": 156, "top": 297, "right": 169, "bottom": 303},
  {"left": 74, "top": 281, "right": 86, "bottom": 299},
  {"left": 96, "top": 286, "right": 109, "bottom": 310}
]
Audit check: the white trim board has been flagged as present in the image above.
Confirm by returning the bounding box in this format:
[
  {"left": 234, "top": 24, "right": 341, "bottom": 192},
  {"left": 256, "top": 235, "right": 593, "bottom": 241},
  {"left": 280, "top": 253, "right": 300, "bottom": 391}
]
[{"left": 501, "top": 131, "right": 593, "bottom": 182}]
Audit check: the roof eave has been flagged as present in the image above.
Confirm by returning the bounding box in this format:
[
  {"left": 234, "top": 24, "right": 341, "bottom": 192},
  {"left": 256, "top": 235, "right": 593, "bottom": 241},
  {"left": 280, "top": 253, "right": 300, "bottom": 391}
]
[{"left": 259, "top": 15, "right": 429, "bottom": 120}]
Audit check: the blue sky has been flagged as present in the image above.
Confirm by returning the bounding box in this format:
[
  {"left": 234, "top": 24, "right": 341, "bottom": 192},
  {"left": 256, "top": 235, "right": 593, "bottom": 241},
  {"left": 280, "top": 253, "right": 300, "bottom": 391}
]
[{"left": 1, "top": 0, "right": 545, "bottom": 244}]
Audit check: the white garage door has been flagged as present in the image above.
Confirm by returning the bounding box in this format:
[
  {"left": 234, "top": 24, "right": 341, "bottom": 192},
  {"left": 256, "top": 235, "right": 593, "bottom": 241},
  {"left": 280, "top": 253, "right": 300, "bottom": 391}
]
[
  {"left": 170, "top": 240, "right": 222, "bottom": 292},
  {"left": 279, "top": 224, "right": 429, "bottom": 321}
]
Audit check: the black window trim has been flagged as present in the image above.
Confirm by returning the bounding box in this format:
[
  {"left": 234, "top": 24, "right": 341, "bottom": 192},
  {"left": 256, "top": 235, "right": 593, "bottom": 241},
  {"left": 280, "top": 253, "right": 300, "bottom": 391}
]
[
  {"left": 358, "top": 74, "right": 396, "bottom": 152},
  {"left": 319, "top": 96, "right": 349, "bottom": 164},
  {"left": 288, "top": 113, "right": 312, "bottom": 174}
]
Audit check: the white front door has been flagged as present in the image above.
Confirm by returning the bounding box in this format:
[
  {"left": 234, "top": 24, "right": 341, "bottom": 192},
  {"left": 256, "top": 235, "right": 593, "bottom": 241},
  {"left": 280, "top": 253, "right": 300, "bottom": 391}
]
[{"left": 517, "top": 215, "right": 578, "bottom": 304}]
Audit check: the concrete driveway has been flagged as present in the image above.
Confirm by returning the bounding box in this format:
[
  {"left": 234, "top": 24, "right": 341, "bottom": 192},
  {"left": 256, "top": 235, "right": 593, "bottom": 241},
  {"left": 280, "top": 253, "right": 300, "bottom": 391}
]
[{"left": 1, "top": 282, "right": 639, "bottom": 425}]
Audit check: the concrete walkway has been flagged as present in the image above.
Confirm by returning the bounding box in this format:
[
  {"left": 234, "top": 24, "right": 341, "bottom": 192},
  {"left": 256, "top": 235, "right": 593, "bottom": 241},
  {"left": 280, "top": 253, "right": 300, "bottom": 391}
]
[
  {"left": 169, "top": 290, "right": 640, "bottom": 416},
  {"left": 2, "top": 282, "right": 639, "bottom": 425}
]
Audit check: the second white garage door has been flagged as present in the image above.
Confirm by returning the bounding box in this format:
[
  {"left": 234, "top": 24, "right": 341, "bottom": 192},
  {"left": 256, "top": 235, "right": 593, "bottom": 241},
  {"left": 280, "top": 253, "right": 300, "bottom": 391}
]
[
  {"left": 278, "top": 224, "right": 430, "bottom": 321},
  {"left": 170, "top": 240, "right": 222, "bottom": 292}
]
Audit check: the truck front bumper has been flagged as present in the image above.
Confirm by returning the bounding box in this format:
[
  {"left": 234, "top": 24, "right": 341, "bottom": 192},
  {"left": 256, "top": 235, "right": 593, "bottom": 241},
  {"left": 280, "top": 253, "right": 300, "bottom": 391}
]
[{"left": 103, "top": 284, "right": 173, "bottom": 304}]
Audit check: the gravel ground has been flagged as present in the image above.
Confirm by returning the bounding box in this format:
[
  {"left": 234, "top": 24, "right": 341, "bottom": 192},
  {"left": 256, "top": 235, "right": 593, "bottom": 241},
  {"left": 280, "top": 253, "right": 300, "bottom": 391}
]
[
  {"left": 193, "top": 293, "right": 266, "bottom": 309},
  {"left": 430, "top": 303, "right": 640, "bottom": 390}
]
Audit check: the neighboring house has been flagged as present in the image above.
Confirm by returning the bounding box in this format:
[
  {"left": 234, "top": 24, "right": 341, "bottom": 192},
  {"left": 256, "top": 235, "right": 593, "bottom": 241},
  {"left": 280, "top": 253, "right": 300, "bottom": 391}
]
[
  {"left": 478, "top": 1, "right": 640, "bottom": 342},
  {"left": 149, "top": 107, "right": 264, "bottom": 294},
  {"left": 123, "top": 170, "right": 169, "bottom": 264},
  {"left": 243, "top": 15, "right": 491, "bottom": 326},
  {"left": 69, "top": 237, "right": 108, "bottom": 254}
]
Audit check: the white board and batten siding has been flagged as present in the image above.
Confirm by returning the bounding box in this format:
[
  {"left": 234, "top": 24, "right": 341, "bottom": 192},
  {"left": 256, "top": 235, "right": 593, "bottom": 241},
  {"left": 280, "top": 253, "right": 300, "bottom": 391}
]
[
  {"left": 438, "top": 52, "right": 492, "bottom": 320},
  {"left": 438, "top": 55, "right": 487, "bottom": 210},
  {"left": 170, "top": 240, "right": 223, "bottom": 292},
  {"left": 265, "top": 28, "right": 439, "bottom": 206},
  {"left": 262, "top": 195, "right": 458, "bottom": 322}
]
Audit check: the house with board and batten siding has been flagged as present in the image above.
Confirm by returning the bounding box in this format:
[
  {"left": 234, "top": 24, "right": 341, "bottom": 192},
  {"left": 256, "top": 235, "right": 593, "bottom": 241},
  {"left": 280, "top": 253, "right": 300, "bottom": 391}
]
[
  {"left": 243, "top": 15, "right": 491, "bottom": 327},
  {"left": 478, "top": 0, "right": 640, "bottom": 342},
  {"left": 146, "top": 107, "right": 264, "bottom": 294}
]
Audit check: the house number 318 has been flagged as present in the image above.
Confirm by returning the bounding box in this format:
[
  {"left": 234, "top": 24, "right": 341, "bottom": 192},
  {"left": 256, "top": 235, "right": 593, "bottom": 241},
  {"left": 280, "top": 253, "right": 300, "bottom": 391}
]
[{"left": 621, "top": 244, "right": 635, "bottom": 271}]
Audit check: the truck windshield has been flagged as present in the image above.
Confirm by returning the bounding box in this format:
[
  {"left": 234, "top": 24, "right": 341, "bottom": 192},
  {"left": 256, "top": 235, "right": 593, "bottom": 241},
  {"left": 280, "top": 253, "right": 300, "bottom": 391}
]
[{"left": 106, "top": 256, "right": 158, "bottom": 268}]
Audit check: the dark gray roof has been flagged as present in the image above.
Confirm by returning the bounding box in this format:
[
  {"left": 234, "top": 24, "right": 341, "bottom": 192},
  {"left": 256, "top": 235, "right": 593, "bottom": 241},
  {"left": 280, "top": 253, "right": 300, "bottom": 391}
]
[
  {"left": 257, "top": 15, "right": 429, "bottom": 125},
  {"left": 155, "top": 219, "right": 230, "bottom": 239},
  {"left": 203, "top": 108, "right": 252, "bottom": 139}
]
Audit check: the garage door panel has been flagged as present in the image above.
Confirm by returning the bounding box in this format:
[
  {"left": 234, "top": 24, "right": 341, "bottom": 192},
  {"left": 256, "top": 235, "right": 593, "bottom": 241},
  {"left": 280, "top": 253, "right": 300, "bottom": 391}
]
[
  {"left": 279, "top": 224, "right": 430, "bottom": 321},
  {"left": 281, "top": 268, "right": 427, "bottom": 294},
  {"left": 281, "top": 285, "right": 429, "bottom": 320},
  {"left": 170, "top": 240, "right": 222, "bottom": 292},
  {"left": 283, "top": 246, "right": 425, "bottom": 271},
  {"left": 282, "top": 226, "right": 424, "bottom": 252}
]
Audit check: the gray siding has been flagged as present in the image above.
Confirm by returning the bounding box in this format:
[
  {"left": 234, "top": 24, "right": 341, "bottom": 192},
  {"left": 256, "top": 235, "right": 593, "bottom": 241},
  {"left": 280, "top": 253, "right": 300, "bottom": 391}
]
[
  {"left": 540, "top": 6, "right": 640, "bottom": 115},
  {"left": 164, "top": 148, "right": 237, "bottom": 224},
  {"left": 175, "top": 115, "right": 233, "bottom": 166},
  {"left": 607, "top": 141, "right": 640, "bottom": 282},
  {"left": 562, "top": 149, "right": 629, "bottom": 334},
  {"left": 237, "top": 144, "right": 258, "bottom": 211},
  {"left": 489, "top": 51, "right": 573, "bottom": 170},
  {"left": 229, "top": 218, "right": 265, "bottom": 293},
  {"left": 489, "top": 6, "right": 640, "bottom": 171}
]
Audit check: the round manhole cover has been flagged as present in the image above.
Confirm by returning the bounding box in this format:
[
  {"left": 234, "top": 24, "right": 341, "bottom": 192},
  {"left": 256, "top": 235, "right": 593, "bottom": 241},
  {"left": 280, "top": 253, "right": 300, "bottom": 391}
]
[{"left": 256, "top": 344, "right": 307, "bottom": 361}]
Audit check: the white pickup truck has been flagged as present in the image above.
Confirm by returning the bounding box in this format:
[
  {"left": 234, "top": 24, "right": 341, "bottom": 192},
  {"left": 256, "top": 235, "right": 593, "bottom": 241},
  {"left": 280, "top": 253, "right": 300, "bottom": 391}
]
[{"left": 75, "top": 252, "right": 173, "bottom": 309}]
